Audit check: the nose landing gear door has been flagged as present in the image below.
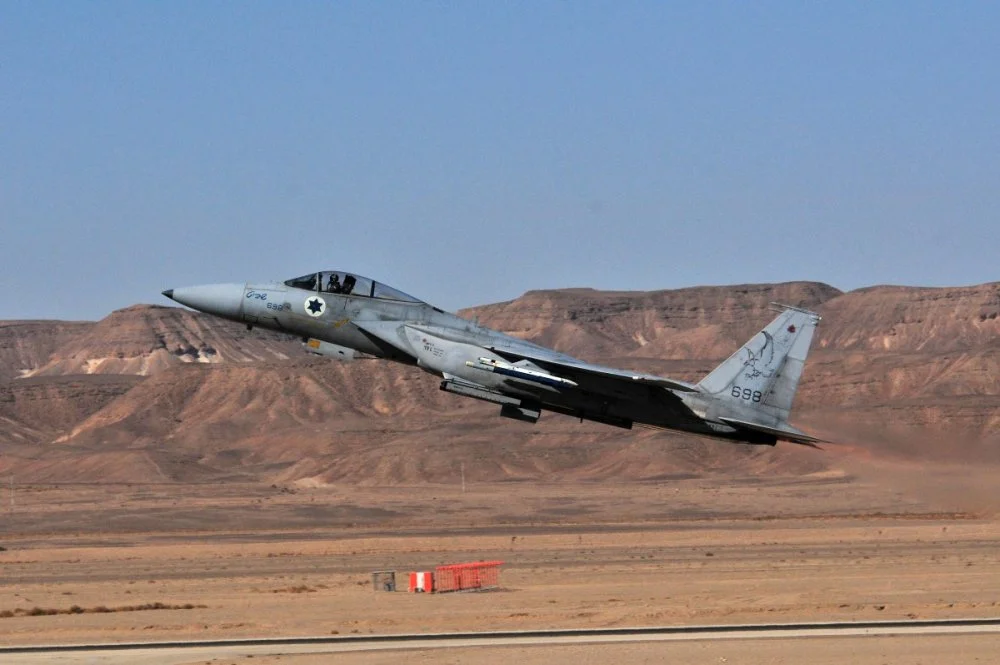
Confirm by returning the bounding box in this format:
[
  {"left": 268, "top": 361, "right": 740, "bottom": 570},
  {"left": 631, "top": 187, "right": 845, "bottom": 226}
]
[{"left": 243, "top": 285, "right": 289, "bottom": 329}]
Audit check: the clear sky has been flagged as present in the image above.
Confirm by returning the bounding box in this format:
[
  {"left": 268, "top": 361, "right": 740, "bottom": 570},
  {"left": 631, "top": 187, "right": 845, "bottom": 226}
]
[{"left": 2, "top": 2, "right": 998, "bottom": 320}]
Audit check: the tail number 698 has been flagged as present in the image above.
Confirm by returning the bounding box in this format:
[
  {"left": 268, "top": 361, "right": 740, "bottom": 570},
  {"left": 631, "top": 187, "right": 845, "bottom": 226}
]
[{"left": 731, "top": 386, "right": 762, "bottom": 403}]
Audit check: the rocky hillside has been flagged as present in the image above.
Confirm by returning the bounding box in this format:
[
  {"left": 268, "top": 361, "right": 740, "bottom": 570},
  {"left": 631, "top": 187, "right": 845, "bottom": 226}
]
[
  {"left": 461, "top": 281, "right": 842, "bottom": 363},
  {"left": 0, "top": 320, "right": 92, "bottom": 381},
  {"left": 19, "top": 305, "right": 301, "bottom": 377},
  {"left": 0, "top": 281, "right": 997, "bottom": 484}
]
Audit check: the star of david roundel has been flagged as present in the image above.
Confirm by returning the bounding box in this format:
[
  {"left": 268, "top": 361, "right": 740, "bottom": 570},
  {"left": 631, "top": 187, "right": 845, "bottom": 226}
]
[{"left": 304, "top": 296, "right": 326, "bottom": 317}]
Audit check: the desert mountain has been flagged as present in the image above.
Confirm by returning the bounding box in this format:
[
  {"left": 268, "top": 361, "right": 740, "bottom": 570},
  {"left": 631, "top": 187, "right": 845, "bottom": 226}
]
[
  {"left": 18, "top": 305, "right": 301, "bottom": 377},
  {"left": 0, "top": 281, "right": 997, "bottom": 484},
  {"left": 461, "top": 281, "right": 842, "bottom": 363},
  {"left": 0, "top": 320, "right": 92, "bottom": 382}
]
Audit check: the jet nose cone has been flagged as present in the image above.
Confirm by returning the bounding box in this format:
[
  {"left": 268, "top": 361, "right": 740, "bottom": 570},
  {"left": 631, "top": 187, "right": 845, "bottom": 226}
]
[{"left": 165, "top": 283, "right": 246, "bottom": 321}]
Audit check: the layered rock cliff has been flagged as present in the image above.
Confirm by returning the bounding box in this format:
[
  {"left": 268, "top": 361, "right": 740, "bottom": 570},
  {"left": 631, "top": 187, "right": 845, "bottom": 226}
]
[{"left": 1, "top": 281, "right": 996, "bottom": 483}]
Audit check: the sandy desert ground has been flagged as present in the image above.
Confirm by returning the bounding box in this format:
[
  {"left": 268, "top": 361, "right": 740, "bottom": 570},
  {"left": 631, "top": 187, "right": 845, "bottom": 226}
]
[{"left": 3, "top": 465, "right": 1000, "bottom": 663}]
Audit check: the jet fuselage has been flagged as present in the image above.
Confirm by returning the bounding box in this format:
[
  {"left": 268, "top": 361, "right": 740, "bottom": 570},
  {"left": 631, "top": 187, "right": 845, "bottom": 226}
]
[{"left": 163, "top": 271, "right": 822, "bottom": 446}]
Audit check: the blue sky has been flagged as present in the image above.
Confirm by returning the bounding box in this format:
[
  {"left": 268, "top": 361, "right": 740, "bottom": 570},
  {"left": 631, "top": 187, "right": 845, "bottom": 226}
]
[{"left": 2, "top": 2, "right": 998, "bottom": 320}]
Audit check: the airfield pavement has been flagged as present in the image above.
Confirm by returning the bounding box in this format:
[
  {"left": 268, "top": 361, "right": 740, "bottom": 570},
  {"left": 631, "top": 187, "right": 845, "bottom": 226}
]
[{"left": 2, "top": 471, "right": 1000, "bottom": 663}]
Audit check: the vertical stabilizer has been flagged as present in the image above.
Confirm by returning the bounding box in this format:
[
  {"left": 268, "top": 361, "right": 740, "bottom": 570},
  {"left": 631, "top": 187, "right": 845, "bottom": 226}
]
[{"left": 697, "top": 305, "right": 820, "bottom": 422}]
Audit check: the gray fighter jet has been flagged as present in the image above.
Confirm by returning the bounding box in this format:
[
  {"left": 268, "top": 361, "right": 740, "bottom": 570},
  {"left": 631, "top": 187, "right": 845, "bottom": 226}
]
[{"left": 163, "top": 271, "right": 822, "bottom": 446}]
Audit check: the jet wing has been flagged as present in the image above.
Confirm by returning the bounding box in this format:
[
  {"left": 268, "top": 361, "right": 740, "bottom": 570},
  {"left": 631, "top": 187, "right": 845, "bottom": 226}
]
[
  {"left": 353, "top": 319, "right": 698, "bottom": 397},
  {"left": 489, "top": 346, "right": 700, "bottom": 394}
]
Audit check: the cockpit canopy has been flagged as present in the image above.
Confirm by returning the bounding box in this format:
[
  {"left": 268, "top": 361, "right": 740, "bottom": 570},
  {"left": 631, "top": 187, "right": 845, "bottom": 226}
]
[{"left": 283, "top": 271, "right": 423, "bottom": 303}]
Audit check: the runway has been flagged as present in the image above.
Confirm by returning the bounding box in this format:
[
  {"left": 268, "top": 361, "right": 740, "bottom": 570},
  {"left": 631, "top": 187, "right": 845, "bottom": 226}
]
[{"left": 5, "top": 618, "right": 1000, "bottom": 664}]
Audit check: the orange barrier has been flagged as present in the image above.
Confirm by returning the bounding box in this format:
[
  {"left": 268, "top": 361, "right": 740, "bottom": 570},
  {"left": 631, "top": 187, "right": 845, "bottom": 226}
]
[{"left": 433, "top": 561, "right": 503, "bottom": 593}]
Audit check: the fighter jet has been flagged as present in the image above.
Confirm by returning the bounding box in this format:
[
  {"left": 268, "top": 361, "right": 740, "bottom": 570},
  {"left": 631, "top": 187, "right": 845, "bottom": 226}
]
[{"left": 163, "top": 271, "right": 822, "bottom": 446}]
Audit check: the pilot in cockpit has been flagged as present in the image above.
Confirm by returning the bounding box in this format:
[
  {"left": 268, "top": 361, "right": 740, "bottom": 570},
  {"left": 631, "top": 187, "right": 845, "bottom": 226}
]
[{"left": 326, "top": 273, "right": 342, "bottom": 293}]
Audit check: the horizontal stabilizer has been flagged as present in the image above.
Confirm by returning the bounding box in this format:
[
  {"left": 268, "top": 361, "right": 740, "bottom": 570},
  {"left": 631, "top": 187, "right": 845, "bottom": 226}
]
[{"left": 719, "top": 417, "right": 824, "bottom": 448}]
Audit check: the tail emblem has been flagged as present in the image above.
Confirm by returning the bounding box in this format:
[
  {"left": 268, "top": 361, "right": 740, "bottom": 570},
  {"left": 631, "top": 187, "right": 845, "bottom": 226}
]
[{"left": 742, "top": 332, "right": 774, "bottom": 380}]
